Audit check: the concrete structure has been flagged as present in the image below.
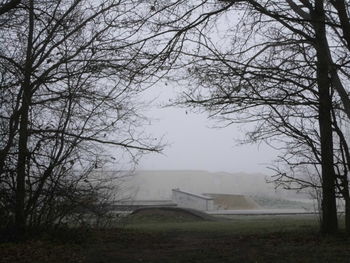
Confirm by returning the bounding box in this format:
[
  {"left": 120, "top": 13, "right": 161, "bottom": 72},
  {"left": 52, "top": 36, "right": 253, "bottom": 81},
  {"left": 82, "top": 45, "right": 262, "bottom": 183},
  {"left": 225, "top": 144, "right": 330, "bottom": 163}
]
[
  {"left": 172, "top": 188, "right": 214, "bottom": 211},
  {"left": 204, "top": 193, "right": 260, "bottom": 210}
]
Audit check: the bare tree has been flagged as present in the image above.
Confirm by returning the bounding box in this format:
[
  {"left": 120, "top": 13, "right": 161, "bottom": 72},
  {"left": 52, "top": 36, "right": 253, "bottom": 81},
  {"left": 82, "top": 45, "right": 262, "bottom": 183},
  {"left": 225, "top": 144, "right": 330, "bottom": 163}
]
[
  {"left": 0, "top": 0, "right": 21, "bottom": 16},
  {"left": 140, "top": 0, "right": 350, "bottom": 234},
  {"left": 2, "top": 0, "right": 350, "bottom": 237},
  {"left": 0, "top": 0, "right": 167, "bottom": 235}
]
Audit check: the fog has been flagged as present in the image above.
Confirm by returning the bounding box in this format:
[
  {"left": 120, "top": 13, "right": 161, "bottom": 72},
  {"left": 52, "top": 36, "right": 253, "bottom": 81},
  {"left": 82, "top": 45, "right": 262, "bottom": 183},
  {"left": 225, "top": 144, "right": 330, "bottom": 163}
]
[
  {"left": 122, "top": 87, "right": 294, "bottom": 201},
  {"left": 117, "top": 170, "right": 310, "bottom": 202},
  {"left": 137, "top": 86, "right": 280, "bottom": 174},
  {"left": 126, "top": 170, "right": 273, "bottom": 200}
]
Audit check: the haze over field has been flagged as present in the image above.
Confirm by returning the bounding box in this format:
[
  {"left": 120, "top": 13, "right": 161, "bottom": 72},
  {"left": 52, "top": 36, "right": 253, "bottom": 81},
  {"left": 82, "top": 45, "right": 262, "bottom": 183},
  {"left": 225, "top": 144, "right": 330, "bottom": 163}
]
[
  {"left": 116, "top": 170, "right": 310, "bottom": 201},
  {"left": 137, "top": 87, "right": 279, "bottom": 175}
]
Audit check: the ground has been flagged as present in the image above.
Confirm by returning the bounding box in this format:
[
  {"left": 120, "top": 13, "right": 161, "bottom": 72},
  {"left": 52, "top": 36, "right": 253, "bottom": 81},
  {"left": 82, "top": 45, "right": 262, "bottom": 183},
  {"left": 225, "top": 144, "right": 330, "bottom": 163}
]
[{"left": 1, "top": 211, "right": 350, "bottom": 262}]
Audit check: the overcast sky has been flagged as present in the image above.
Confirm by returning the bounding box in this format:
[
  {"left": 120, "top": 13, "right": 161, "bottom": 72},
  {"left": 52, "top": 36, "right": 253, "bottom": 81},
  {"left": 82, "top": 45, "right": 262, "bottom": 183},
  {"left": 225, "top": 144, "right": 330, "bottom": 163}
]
[
  {"left": 131, "top": 8, "right": 281, "bottom": 174},
  {"left": 137, "top": 85, "right": 279, "bottom": 174}
]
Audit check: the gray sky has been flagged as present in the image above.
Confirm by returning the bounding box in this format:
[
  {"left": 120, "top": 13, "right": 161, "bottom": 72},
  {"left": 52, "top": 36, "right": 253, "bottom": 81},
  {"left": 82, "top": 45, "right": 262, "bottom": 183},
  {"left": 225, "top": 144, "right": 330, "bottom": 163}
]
[
  {"left": 133, "top": 7, "right": 281, "bottom": 174},
  {"left": 137, "top": 85, "right": 279, "bottom": 174}
]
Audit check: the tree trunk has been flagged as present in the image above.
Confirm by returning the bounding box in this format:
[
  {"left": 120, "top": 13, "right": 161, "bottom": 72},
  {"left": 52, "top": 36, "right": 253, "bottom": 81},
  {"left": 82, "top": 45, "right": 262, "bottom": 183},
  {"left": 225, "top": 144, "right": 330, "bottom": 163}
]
[
  {"left": 317, "top": 77, "right": 338, "bottom": 235},
  {"left": 15, "top": 0, "right": 34, "bottom": 235},
  {"left": 344, "top": 193, "right": 350, "bottom": 235},
  {"left": 313, "top": 0, "right": 338, "bottom": 234}
]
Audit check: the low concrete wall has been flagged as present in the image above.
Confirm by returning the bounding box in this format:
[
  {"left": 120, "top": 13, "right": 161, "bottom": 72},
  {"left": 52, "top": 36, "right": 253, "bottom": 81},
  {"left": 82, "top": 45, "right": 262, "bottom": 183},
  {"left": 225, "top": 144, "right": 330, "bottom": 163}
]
[
  {"left": 204, "top": 193, "right": 260, "bottom": 210},
  {"left": 172, "top": 189, "right": 214, "bottom": 211}
]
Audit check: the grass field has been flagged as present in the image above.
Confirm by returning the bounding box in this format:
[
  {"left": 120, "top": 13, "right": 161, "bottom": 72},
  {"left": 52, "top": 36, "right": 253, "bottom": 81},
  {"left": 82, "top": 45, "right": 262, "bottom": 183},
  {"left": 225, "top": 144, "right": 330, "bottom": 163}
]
[
  {"left": 2, "top": 214, "right": 350, "bottom": 263},
  {"left": 124, "top": 214, "right": 319, "bottom": 234}
]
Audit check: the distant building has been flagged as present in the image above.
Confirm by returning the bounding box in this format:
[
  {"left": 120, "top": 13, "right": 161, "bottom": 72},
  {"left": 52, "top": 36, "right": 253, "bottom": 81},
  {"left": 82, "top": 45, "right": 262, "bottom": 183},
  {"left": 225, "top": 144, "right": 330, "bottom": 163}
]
[
  {"left": 172, "top": 188, "right": 215, "bottom": 211},
  {"left": 171, "top": 189, "right": 261, "bottom": 211},
  {"left": 203, "top": 193, "right": 260, "bottom": 210},
  {"left": 109, "top": 187, "right": 261, "bottom": 213}
]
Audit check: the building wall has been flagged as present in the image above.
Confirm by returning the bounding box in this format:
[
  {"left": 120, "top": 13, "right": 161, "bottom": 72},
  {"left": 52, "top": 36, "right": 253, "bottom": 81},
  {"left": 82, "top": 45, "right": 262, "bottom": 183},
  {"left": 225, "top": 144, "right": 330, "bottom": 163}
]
[
  {"left": 172, "top": 189, "right": 214, "bottom": 211},
  {"left": 204, "top": 193, "right": 260, "bottom": 210}
]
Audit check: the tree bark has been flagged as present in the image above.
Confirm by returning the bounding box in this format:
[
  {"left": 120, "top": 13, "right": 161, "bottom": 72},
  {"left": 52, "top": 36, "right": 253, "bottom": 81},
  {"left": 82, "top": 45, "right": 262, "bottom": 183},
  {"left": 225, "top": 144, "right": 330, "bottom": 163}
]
[
  {"left": 15, "top": 0, "right": 34, "bottom": 234},
  {"left": 343, "top": 189, "right": 350, "bottom": 235},
  {"left": 313, "top": 0, "right": 338, "bottom": 234}
]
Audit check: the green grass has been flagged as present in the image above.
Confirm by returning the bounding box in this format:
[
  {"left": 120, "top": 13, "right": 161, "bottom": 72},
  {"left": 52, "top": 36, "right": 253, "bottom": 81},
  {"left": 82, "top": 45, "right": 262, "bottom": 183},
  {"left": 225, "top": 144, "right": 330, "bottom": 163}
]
[
  {"left": 123, "top": 206, "right": 217, "bottom": 225},
  {"left": 2, "top": 215, "right": 350, "bottom": 262},
  {"left": 84, "top": 215, "right": 350, "bottom": 263},
  {"left": 124, "top": 214, "right": 319, "bottom": 235}
]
